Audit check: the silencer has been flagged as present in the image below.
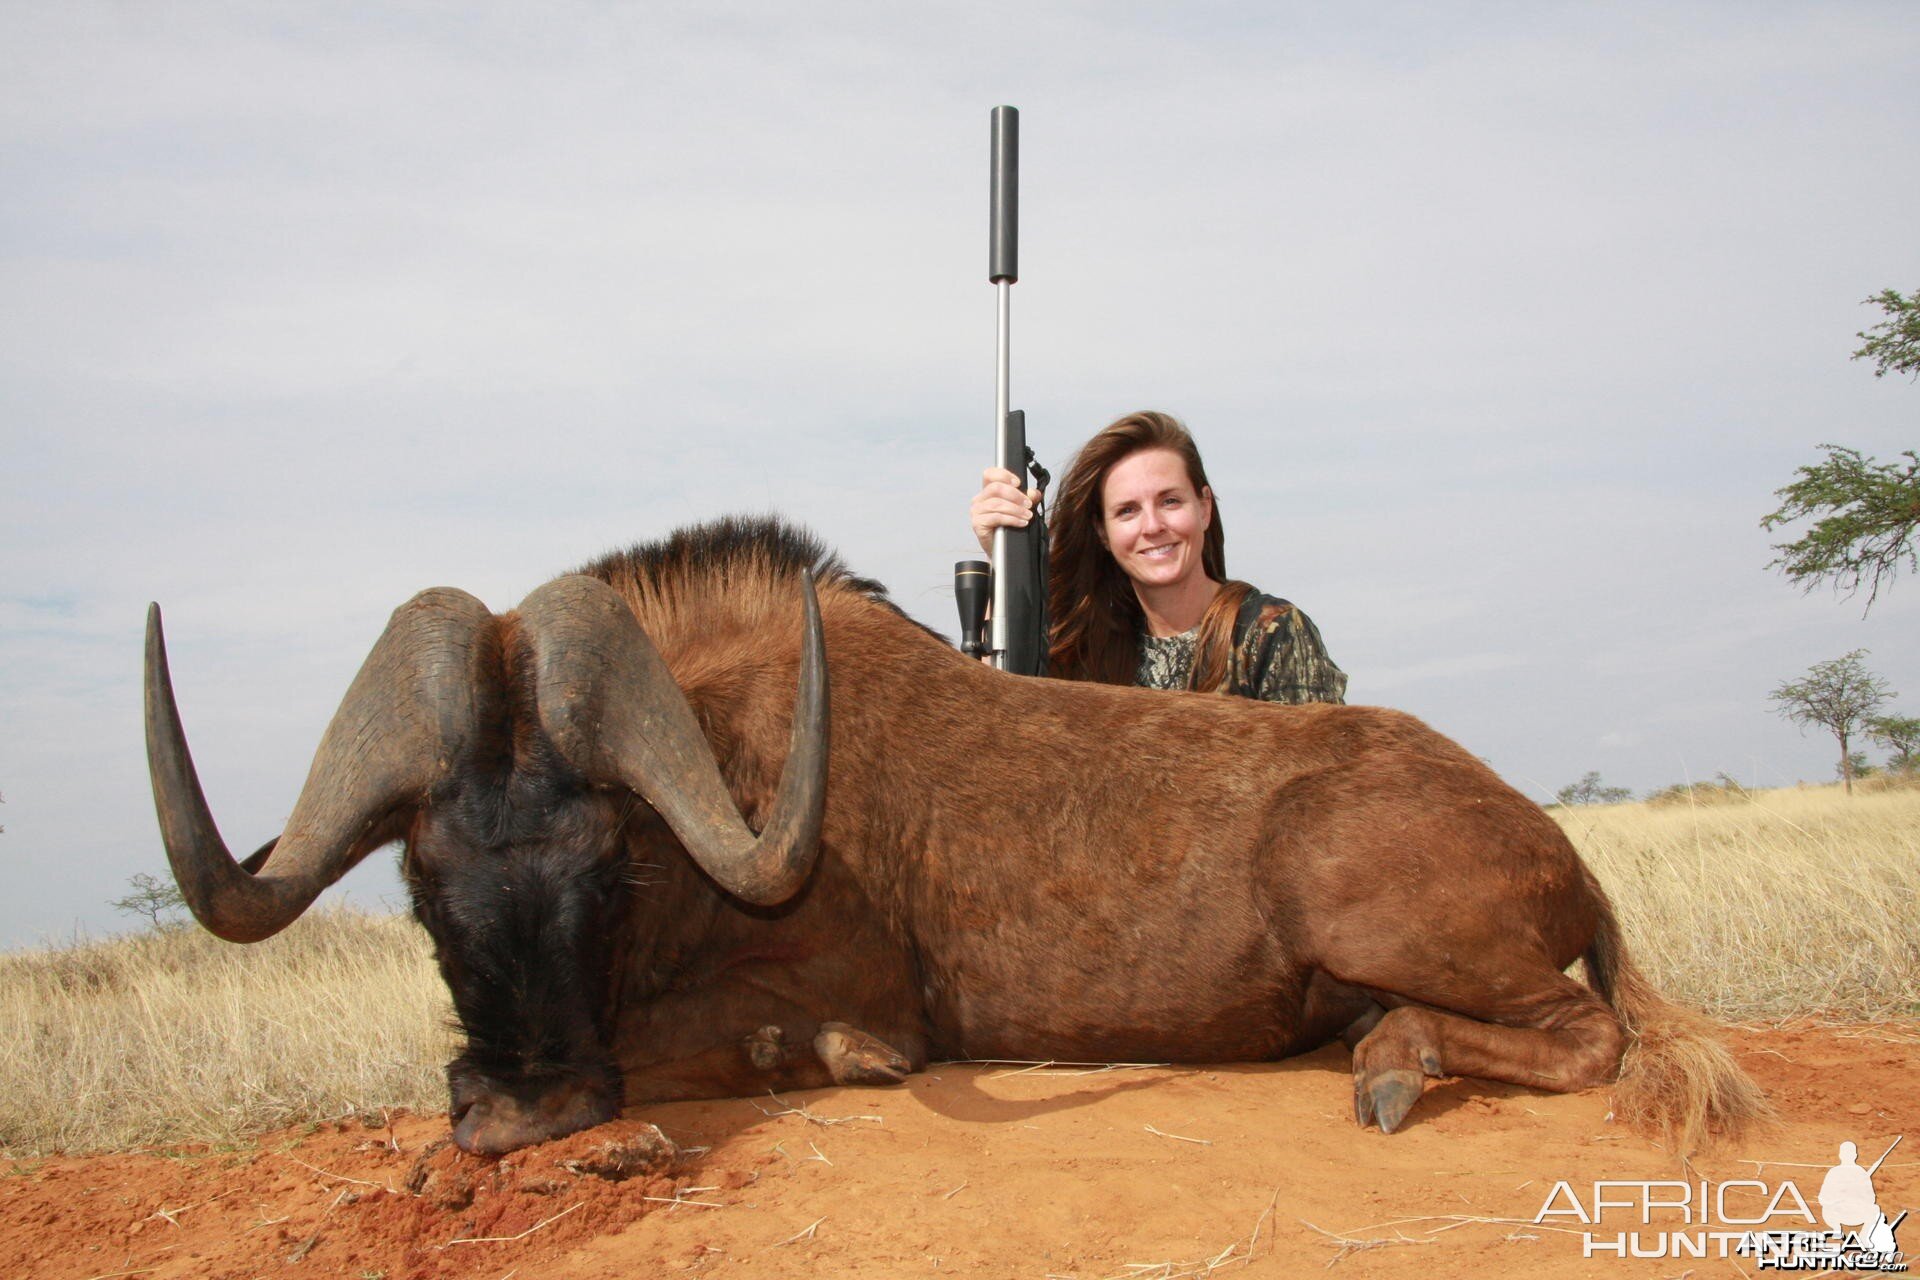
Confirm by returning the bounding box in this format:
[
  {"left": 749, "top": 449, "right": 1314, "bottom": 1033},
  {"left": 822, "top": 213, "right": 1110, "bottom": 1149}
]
[{"left": 989, "top": 105, "right": 1018, "bottom": 283}]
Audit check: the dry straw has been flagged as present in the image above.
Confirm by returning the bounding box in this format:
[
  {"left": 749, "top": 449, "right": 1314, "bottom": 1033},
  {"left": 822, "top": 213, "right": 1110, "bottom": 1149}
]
[
  {"left": 0, "top": 906, "right": 453, "bottom": 1156},
  {"left": 1552, "top": 782, "right": 1920, "bottom": 1021}
]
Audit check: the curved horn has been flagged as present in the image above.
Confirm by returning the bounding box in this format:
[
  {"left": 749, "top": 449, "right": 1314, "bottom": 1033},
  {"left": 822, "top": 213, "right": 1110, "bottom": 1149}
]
[
  {"left": 145, "top": 588, "right": 494, "bottom": 942},
  {"left": 518, "top": 572, "right": 829, "bottom": 906}
]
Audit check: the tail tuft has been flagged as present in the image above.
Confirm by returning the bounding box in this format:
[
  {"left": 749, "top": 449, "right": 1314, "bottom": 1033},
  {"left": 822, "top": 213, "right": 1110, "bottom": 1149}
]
[
  {"left": 1583, "top": 867, "right": 1772, "bottom": 1153},
  {"left": 1609, "top": 998, "right": 1772, "bottom": 1154}
]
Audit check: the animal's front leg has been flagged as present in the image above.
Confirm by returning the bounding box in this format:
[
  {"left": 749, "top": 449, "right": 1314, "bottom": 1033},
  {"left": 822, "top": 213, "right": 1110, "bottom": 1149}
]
[
  {"left": 617, "top": 1019, "right": 915, "bottom": 1101},
  {"left": 617, "top": 1033, "right": 822, "bottom": 1104},
  {"left": 736, "top": 1019, "right": 911, "bottom": 1084},
  {"left": 614, "top": 977, "right": 924, "bottom": 1105},
  {"left": 812, "top": 1020, "right": 911, "bottom": 1085}
]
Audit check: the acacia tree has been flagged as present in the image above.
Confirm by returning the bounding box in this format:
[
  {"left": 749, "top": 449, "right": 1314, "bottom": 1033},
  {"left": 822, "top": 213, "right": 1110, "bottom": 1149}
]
[
  {"left": 1760, "top": 290, "right": 1920, "bottom": 612},
  {"left": 1868, "top": 712, "right": 1920, "bottom": 773},
  {"left": 1763, "top": 445, "right": 1920, "bottom": 609},
  {"left": 1768, "top": 650, "right": 1896, "bottom": 794},
  {"left": 110, "top": 872, "right": 187, "bottom": 931},
  {"left": 1853, "top": 286, "right": 1920, "bottom": 380}
]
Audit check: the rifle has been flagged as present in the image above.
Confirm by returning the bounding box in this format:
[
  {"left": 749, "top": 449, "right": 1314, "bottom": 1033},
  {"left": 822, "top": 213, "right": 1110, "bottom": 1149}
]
[{"left": 957, "top": 105, "right": 1049, "bottom": 674}]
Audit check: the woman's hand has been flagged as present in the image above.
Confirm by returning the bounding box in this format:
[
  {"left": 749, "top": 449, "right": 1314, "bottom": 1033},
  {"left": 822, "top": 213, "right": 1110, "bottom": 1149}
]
[{"left": 970, "top": 466, "right": 1042, "bottom": 555}]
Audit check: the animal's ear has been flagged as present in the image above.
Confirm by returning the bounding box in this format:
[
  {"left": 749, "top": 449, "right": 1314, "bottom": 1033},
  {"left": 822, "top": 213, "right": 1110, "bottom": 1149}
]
[
  {"left": 241, "top": 837, "right": 276, "bottom": 875},
  {"left": 239, "top": 809, "right": 412, "bottom": 879}
]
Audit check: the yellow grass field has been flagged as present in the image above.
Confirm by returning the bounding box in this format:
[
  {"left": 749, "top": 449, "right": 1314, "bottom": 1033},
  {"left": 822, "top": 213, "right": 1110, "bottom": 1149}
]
[
  {"left": 2, "top": 783, "right": 1915, "bottom": 1157},
  {"left": 0, "top": 910, "right": 454, "bottom": 1157},
  {"left": 1550, "top": 779, "right": 1920, "bottom": 1021}
]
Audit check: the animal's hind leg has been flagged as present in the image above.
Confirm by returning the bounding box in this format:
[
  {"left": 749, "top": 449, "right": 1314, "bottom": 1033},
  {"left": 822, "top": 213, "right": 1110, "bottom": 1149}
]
[{"left": 1350, "top": 972, "right": 1626, "bottom": 1134}]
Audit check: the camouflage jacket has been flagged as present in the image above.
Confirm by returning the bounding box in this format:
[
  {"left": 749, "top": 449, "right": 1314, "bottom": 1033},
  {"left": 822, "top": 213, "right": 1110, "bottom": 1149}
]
[{"left": 1134, "top": 590, "right": 1347, "bottom": 704}]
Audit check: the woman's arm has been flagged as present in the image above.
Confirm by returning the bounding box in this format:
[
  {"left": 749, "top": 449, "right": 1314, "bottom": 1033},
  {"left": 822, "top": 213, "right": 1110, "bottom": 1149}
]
[{"left": 1237, "top": 602, "right": 1348, "bottom": 705}]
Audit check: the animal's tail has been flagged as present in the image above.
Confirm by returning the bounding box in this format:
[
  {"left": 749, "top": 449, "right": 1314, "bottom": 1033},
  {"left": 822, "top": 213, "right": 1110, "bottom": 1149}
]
[{"left": 1580, "top": 865, "right": 1771, "bottom": 1152}]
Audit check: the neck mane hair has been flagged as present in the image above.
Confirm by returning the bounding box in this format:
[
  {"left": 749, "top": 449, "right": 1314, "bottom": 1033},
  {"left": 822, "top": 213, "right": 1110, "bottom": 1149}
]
[
  {"left": 572, "top": 516, "right": 902, "bottom": 641},
  {"left": 564, "top": 517, "right": 959, "bottom": 751}
]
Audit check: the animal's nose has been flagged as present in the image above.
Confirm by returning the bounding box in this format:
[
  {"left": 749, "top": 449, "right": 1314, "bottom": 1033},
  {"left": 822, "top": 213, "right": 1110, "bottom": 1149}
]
[{"left": 452, "top": 1077, "right": 620, "bottom": 1154}]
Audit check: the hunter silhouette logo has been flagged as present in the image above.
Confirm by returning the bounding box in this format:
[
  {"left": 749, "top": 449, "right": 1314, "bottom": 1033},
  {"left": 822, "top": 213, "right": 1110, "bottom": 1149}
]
[
  {"left": 1534, "top": 1134, "right": 1909, "bottom": 1269},
  {"left": 1813, "top": 1139, "right": 1905, "bottom": 1264}
]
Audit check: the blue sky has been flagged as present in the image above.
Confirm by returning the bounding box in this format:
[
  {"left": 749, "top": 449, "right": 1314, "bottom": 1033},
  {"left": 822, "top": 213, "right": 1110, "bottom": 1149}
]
[{"left": 2, "top": 3, "right": 1916, "bottom": 949}]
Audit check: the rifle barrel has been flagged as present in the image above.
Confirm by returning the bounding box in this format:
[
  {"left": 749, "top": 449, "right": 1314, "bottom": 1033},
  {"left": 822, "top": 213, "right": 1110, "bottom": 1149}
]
[{"left": 989, "top": 105, "right": 1021, "bottom": 669}]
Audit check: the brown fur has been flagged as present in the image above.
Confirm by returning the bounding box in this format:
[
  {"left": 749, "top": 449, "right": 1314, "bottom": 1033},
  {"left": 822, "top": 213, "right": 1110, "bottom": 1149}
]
[{"left": 558, "top": 519, "right": 1765, "bottom": 1149}]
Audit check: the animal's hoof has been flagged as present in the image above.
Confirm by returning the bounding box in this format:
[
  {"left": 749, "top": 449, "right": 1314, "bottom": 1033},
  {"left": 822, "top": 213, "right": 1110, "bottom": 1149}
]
[
  {"left": 1354, "top": 1068, "right": 1425, "bottom": 1134},
  {"left": 814, "top": 1021, "right": 910, "bottom": 1086},
  {"left": 744, "top": 1025, "right": 786, "bottom": 1072}
]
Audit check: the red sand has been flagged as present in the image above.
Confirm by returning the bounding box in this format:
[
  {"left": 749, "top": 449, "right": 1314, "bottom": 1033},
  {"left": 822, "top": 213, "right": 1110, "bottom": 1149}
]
[{"left": 7, "top": 1022, "right": 1914, "bottom": 1279}]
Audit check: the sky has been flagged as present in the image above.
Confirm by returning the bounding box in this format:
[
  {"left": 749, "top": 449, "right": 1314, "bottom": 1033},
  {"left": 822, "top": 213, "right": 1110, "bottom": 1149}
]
[{"left": 2, "top": 3, "right": 1915, "bottom": 950}]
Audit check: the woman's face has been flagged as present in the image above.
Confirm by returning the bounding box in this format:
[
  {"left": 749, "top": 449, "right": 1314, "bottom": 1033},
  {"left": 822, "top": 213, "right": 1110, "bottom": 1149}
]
[{"left": 1097, "top": 447, "right": 1213, "bottom": 591}]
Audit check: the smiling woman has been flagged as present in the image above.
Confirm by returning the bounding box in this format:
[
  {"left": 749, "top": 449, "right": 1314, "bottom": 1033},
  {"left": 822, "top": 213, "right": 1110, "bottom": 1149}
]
[{"left": 969, "top": 410, "right": 1347, "bottom": 701}]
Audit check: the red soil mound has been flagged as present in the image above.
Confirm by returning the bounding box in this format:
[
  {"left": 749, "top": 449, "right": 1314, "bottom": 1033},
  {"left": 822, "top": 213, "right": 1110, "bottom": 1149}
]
[{"left": 6, "top": 1023, "right": 1914, "bottom": 1279}]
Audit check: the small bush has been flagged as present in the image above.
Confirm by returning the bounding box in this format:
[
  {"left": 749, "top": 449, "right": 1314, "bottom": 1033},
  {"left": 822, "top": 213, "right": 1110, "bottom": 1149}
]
[
  {"left": 1858, "top": 768, "right": 1920, "bottom": 794},
  {"left": 1644, "top": 774, "right": 1751, "bottom": 807}
]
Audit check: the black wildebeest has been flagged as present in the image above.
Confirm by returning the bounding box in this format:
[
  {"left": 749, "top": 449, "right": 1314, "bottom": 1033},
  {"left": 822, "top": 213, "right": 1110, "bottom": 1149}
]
[{"left": 145, "top": 518, "right": 1762, "bottom": 1154}]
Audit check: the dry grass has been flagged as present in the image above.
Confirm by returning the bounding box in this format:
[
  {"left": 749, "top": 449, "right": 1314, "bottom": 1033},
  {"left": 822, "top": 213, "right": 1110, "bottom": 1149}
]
[
  {"left": 1552, "top": 782, "right": 1920, "bottom": 1020},
  {"left": 2, "top": 783, "right": 1913, "bottom": 1157},
  {"left": 0, "top": 906, "right": 452, "bottom": 1157}
]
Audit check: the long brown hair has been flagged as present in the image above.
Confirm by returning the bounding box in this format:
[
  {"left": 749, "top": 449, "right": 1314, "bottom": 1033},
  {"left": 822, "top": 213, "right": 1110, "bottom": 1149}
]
[{"left": 1046, "top": 411, "right": 1250, "bottom": 690}]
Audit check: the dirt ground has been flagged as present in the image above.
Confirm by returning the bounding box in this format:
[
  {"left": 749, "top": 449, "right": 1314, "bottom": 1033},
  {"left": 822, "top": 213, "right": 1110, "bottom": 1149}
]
[{"left": 7, "top": 1023, "right": 1914, "bottom": 1280}]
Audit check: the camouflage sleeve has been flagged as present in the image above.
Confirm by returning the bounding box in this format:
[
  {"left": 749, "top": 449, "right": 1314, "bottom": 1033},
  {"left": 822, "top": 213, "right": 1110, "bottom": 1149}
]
[{"left": 1238, "top": 602, "right": 1348, "bottom": 705}]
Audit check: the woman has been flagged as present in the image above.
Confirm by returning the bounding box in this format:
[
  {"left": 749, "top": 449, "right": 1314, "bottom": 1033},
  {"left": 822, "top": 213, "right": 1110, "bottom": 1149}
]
[{"left": 969, "top": 410, "right": 1346, "bottom": 702}]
